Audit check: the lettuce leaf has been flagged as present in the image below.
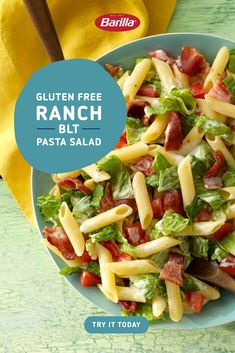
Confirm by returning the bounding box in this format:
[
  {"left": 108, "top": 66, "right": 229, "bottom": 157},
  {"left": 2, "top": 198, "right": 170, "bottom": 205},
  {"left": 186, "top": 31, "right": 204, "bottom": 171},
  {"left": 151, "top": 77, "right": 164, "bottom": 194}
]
[
  {"left": 116, "top": 231, "right": 136, "bottom": 257},
  {"left": 130, "top": 274, "right": 158, "bottom": 300},
  {"left": 159, "top": 211, "right": 189, "bottom": 234},
  {"left": 196, "top": 114, "right": 233, "bottom": 143},
  {"left": 217, "top": 232, "right": 235, "bottom": 256},
  {"left": 73, "top": 196, "right": 95, "bottom": 223},
  {"left": 222, "top": 170, "right": 235, "bottom": 187},
  {"left": 37, "top": 194, "right": 61, "bottom": 225},
  {"left": 146, "top": 175, "right": 159, "bottom": 188},
  {"left": 195, "top": 180, "right": 226, "bottom": 210},
  {"left": 145, "top": 88, "right": 196, "bottom": 117},
  {"left": 210, "top": 244, "right": 228, "bottom": 262},
  {"left": 59, "top": 261, "right": 100, "bottom": 276},
  {"left": 158, "top": 166, "right": 180, "bottom": 192},
  {"left": 150, "top": 250, "right": 169, "bottom": 268},
  {"left": 185, "top": 197, "right": 206, "bottom": 222},
  {"left": 228, "top": 49, "right": 235, "bottom": 74},
  {"left": 90, "top": 184, "right": 104, "bottom": 209},
  {"left": 178, "top": 237, "right": 192, "bottom": 269},
  {"left": 98, "top": 156, "right": 133, "bottom": 199},
  {"left": 190, "top": 237, "right": 209, "bottom": 258},
  {"left": 70, "top": 190, "right": 87, "bottom": 207},
  {"left": 181, "top": 113, "right": 197, "bottom": 136},
  {"left": 152, "top": 152, "right": 171, "bottom": 173},
  {"left": 193, "top": 141, "right": 214, "bottom": 169},
  {"left": 223, "top": 75, "right": 235, "bottom": 100},
  {"left": 190, "top": 155, "right": 207, "bottom": 178},
  {"left": 90, "top": 225, "right": 117, "bottom": 243},
  {"left": 182, "top": 276, "right": 199, "bottom": 292},
  {"left": 126, "top": 117, "right": 147, "bottom": 145}
]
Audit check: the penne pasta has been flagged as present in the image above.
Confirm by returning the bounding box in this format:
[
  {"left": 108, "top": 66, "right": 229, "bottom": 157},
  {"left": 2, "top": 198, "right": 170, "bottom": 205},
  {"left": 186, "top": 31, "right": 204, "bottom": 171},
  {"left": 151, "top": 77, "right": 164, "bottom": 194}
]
[
  {"left": 123, "top": 58, "right": 151, "bottom": 101},
  {"left": 196, "top": 98, "right": 227, "bottom": 123},
  {"left": 184, "top": 274, "right": 220, "bottom": 300},
  {"left": 172, "top": 63, "right": 189, "bottom": 88},
  {"left": 82, "top": 163, "right": 110, "bottom": 183},
  {"left": 148, "top": 144, "right": 183, "bottom": 165},
  {"left": 132, "top": 172, "right": 153, "bottom": 230},
  {"left": 80, "top": 205, "right": 133, "bottom": 233},
  {"left": 152, "top": 294, "right": 167, "bottom": 317},
  {"left": 108, "top": 142, "right": 148, "bottom": 162},
  {"left": 165, "top": 280, "right": 183, "bottom": 322},
  {"left": 206, "top": 136, "right": 235, "bottom": 169},
  {"left": 59, "top": 202, "right": 85, "bottom": 256},
  {"left": 96, "top": 243, "right": 118, "bottom": 303},
  {"left": 116, "top": 286, "right": 146, "bottom": 303},
  {"left": 176, "top": 220, "right": 225, "bottom": 236},
  {"left": 205, "top": 94, "right": 235, "bottom": 119},
  {"left": 107, "top": 260, "right": 159, "bottom": 277},
  {"left": 141, "top": 114, "right": 169, "bottom": 143},
  {"left": 152, "top": 58, "right": 176, "bottom": 92},
  {"left": 56, "top": 170, "right": 81, "bottom": 179},
  {"left": 134, "top": 236, "right": 181, "bottom": 258},
  {"left": 49, "top": 184, "right": 60, "bottom": 198},
  {"left": 226, "top": 202, "right": 235, "bottom": 219},
  {"left": 220, "top": 187, "right": 235, "bottom": 200},
  {"left": 178, "top": 126, "right": 204, "bottom": 156},
  {"left": 117, "top": 71, "right": 129, "bottom": 91},
  {"left": 178, "top": 155, "right": 195, "bottom": 207},
  {"left": 84, "top": 178, "right": 96, "bottom": 191},
  {"left": 204, "top": 47, "right": 229, "bottom": 92},
  {"left": 41, "top": 239, "right": 82, "bottom": 267}
]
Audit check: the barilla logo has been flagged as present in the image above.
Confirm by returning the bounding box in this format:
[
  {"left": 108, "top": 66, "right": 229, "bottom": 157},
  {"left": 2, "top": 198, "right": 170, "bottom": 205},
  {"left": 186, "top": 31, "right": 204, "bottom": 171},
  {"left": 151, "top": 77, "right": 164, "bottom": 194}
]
[{"left": 95, "top": 13, "right": 140, "bottom": 32}]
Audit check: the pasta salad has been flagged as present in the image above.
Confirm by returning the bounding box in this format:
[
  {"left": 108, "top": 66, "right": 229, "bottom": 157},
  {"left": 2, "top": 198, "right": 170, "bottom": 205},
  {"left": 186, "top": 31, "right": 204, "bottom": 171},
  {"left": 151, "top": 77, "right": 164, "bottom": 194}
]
[{"left": 37, "top": 45, "right": 235, "bottom": 322}]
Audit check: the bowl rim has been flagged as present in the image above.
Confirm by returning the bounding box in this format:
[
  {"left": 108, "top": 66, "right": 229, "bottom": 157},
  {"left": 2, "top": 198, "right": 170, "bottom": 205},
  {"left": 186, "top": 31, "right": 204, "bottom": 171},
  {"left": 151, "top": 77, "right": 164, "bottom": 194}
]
[{"left": 31, "top": 32, "right": 235, "bottom": 330}]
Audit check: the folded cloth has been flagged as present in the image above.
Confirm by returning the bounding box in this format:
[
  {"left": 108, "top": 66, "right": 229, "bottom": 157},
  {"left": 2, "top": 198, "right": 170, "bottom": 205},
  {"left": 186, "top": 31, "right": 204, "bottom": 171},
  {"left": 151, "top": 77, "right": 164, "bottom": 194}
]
[{"left": 0, "top": 0, "right": 176, "bottom": 225}]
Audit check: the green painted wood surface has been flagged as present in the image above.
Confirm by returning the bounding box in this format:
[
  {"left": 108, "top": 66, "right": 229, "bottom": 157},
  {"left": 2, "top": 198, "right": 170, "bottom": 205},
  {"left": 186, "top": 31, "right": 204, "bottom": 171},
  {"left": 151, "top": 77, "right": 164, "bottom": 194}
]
[{"left": 1, "top": 1, "right": 235, "bottom": 352}]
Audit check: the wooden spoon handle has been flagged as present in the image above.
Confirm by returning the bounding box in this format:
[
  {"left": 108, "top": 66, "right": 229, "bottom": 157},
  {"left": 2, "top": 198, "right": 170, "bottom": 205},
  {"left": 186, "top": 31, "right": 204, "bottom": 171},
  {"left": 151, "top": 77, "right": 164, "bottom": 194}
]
[{"left": 23, "top": 0, "right": 64, "bottom": 62}]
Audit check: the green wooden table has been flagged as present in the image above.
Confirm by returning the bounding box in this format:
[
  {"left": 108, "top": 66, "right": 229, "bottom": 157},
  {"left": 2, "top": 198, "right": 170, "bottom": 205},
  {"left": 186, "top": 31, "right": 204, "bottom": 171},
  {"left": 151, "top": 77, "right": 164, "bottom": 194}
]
[{"left": 1, "top": 1, "right": 235, "bottom": 352}]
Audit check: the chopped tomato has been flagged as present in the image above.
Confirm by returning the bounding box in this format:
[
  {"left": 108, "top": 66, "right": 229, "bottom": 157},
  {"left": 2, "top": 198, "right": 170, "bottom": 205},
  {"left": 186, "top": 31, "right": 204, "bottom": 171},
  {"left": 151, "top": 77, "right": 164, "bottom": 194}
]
[
  {"left": 163, "top": 189, "right": 184, "bottom": 215},
  {"left": 190, "top": 82, "right": 205, "bottom": 98},
  {"left": 101, "top": 240, "right": 120, "bottom": 257},
  {"left": 80, "top": 270, "right": 101, "bottom": 287},
  {"left": 82, "top": 251, "right": 92, "bottom": 265},
  {"left": 119, "top": 300, "right": 138, "bottom": 313},
  {"left": 115, "top": 130, "right": 127, "bottom": 149},
  {"left": 219, "top": 254, "right": 235, "bottom": 276},
  {"left": 213, "top": 222, "right": 234, "bottom": 240},
  {"left": 164, "top": 111, "right": 183, "bottom": 151},
  {"left": 185, "top": 291, "right": 205, "bottom": 314},
  {"left": 105, "top": 63, "right": 120, "bottom": 76},
  {"left": 116, "top": 253, "right": 132, "bottom": 261},
  {"left": 124, "top": 223, "right": 149, "bottom": 246},
  {"left": 151, "top": 197, "right": 164, "bottom": 219}
]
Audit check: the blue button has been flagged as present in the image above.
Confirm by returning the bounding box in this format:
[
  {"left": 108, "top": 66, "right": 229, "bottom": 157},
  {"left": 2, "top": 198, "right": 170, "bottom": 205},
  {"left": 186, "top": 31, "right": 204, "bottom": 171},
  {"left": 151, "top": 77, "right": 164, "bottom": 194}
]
[{"left": 84, "top": 316, "right": 148, "bottom": 334}]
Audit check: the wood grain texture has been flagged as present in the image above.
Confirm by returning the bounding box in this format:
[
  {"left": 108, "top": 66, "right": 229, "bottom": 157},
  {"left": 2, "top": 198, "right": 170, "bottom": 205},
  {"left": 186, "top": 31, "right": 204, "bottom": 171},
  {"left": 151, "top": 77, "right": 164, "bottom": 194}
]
[{"left": 1, "top": 1, "right": 235, "bottom": 352}]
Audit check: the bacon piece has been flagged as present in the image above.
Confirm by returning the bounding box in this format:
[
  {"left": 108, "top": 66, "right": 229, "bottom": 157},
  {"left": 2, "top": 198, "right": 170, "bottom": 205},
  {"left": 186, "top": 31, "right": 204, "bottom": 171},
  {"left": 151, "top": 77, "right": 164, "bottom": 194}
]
[
  {"left": 208, "top": 81, "right": 232, "bottom": 103},
  {"left": 127, "top": 99, "right": 149, "bottom": 119},
  {"left": 82, "top": 251, "right": 92, "bottom": 265},
  {"left": 203, "top": 150, "right": 226, "bottom": 189},
  {"left": 133, "top": 156, "right": 155, "bottom": 176},
  {"left": 185, "top": 291, "right": 205, "bottom": 313},
  {"left": 190, "top": 82, "right": 205, "bottom": 98},
  {"left": 194, "top": 208, "right": 212, "bottom": 222},
  {"left": 148, "top": 49, "right": 175, "bottom": 65},
  {"left": 151, "top": 197, "right": 164, "bottom": 219},
  {"left": 164, "top": 111, "right": 183, "bottom": 151},
  {"left": 115, "top": 198, "right": 137, "bottom": 212},
  {"left": 176, "top": 46, "right": 208, "bottom": 76},
  {"left": 213, "top": 222, "right": 234, "bottom": 240},
  {"left": 101, "top": 240, "right": 120, "bottom": 257},
  {"left": 163, "top": 189, "right": 184, "bottom": 215},
  {"left": 124, "top": 223, "right": 149, "bottom": 246},
  {"left": 43, "top": 226, "right": 78, "bottom": 260},
  {"left": 105, "top": 63, "right": 120, "bottom": 76},
  {"left": 160, "top": 252, "right": 184, "bottom": 286},
  {"left": 116, "top": 253, "right": 132, "bottom": 261},
  {"left": 100, "top": 182, "right": 115, "bottom": 212},
  {"left": 119, "top": 300, "right": 138, "bottom": 313},
  {"left": 58, "top": 177, "right": 91, "bottom": 195},
  {"left": 137, "top": 83, "right": 159, "bottom": 97}
]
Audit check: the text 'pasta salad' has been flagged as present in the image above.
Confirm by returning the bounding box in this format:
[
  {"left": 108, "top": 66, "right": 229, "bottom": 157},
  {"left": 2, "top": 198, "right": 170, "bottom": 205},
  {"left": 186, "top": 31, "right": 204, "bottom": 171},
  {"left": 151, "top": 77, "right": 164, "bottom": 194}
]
[{"left": 38, "top": 45, "right": 235, "bottom": 322}]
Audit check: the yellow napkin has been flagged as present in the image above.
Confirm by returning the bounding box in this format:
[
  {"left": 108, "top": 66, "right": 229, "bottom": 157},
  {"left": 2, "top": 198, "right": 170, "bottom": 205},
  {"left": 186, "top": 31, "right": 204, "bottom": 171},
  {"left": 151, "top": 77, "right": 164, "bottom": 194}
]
[{"left": 0, "top": 0, "right": 176, "bottom": 225}]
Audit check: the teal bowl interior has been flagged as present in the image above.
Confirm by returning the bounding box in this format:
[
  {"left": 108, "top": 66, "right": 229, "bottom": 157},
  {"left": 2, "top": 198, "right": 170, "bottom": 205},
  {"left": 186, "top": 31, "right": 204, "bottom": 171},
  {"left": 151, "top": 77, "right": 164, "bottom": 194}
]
[{"left": 32, "top": 33, "right": 235, "bottom": 329}]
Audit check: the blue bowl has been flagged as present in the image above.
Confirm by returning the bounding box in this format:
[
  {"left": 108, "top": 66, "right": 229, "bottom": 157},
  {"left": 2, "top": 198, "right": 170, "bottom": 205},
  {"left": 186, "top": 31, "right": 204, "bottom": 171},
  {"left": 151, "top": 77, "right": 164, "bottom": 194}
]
[{"left": 32, "top": 33, "right": 235, "bottom": 329}]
